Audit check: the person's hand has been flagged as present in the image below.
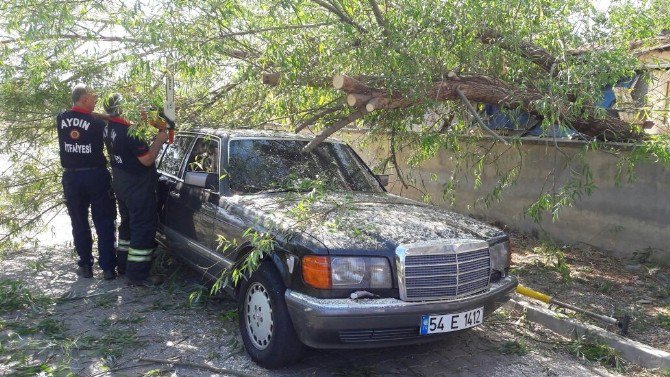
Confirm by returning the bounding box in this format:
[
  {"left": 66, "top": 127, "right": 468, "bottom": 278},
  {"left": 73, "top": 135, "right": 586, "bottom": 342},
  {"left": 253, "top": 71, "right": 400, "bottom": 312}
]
[{"left": 156, "top": 130, "right": 169, "bottom": 144}]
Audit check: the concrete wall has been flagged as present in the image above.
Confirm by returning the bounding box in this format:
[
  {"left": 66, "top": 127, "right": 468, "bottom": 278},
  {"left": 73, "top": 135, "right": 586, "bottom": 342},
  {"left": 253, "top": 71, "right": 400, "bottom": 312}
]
[{"left": 342, "top": 131, "right": 670, "bottom": 265}]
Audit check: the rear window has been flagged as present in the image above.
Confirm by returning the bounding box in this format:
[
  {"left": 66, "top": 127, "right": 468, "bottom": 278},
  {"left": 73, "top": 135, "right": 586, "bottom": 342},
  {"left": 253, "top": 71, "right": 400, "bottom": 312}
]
[{"left": 227, "top": 139, "right": 382, "bottom": 194}]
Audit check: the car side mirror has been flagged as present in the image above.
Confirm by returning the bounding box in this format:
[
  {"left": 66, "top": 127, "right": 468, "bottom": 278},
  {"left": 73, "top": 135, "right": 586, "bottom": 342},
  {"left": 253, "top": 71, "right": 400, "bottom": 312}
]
[
  {"left": 376, "top": 174, "right": 389, "bottom": 187},
  {"left": 184, "top": 171, "right": 219, "bottom": 191}
]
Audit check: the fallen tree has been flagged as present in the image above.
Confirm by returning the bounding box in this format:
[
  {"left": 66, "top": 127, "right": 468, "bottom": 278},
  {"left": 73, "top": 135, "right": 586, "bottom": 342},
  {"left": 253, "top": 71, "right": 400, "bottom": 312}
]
[
  {"left": 1, "top": 0, "right": 668, "bottom": 250},
  {"left": 329, "top": 73, "right": 643, "bottom": 142}
]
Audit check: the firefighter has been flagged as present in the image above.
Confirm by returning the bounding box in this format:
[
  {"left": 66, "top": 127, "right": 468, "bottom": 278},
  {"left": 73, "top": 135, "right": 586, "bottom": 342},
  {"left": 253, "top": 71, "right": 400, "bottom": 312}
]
[
  {"left": 102, "top": 93, "right": 168, "bottom": 286},
  {"left": 57, "top": 84, "right": 117, "bottom": 280}
]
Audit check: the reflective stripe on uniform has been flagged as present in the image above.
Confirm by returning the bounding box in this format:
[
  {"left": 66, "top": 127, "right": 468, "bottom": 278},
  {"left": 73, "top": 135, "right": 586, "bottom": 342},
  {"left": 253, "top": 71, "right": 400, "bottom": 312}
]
[
  {"left": 128, "top": 247, "right": 153, "bottom": 256},
  {"left": 116, "top": 239, "right": 130, "bottom": 251},
  {"left": 127, "top": 254, "right": 152, "bottom": 262}
]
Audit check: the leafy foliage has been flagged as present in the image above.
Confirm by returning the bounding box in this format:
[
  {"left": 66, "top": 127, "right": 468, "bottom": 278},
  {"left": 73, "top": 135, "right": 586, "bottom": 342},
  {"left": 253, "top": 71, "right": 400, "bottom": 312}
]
[
  {"left": 569, "top": 334, "right": 626, "bottom": 371},
  {"left": 1, "top": 0, "right": 669, "bottom": 249},
  {"left": 0, "top": 278, "right": 51, "bottom": 314}
]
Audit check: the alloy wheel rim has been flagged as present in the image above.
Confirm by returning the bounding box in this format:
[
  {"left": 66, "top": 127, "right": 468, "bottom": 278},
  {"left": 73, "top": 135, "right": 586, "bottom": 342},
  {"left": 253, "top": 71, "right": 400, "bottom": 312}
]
[{"left": 245, "top": 282, "right": 274, "bottom": 350}]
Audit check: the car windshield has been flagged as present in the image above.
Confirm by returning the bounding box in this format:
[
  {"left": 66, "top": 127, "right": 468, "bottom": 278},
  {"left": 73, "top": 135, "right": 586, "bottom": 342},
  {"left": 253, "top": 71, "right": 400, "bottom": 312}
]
[{"left": 228, "top": 138, "right": 383, "bottom": 194}]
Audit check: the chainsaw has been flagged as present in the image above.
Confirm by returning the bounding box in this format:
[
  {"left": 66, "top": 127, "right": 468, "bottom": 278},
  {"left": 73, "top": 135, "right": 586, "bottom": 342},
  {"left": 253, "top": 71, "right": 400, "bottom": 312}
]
[
  {"left": 140, "top": 65, "right": 176, "bottom": 144},
  {"left": 141, "top": 106, "right": 174, "bottom": 145}
]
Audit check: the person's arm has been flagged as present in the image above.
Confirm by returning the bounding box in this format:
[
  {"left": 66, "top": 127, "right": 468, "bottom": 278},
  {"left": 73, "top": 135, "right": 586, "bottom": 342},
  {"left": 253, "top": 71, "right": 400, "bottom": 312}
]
[{"left": 137, "top": 130, "right": 169, "bottom": 167}]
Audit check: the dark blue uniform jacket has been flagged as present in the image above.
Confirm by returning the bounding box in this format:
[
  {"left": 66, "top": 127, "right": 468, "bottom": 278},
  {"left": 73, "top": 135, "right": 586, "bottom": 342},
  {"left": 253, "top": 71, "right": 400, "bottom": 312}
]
[
  {"left": 56, "top": 106, "right": 107, "bottom": 168},
  {"left": 103, "top": 117, "right": 153, "bottom": 175}
]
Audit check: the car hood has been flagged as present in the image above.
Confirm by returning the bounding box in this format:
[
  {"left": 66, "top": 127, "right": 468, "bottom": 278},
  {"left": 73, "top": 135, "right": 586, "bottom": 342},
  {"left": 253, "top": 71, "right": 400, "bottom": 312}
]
[{"left": 221, "top": 192, "right": 504, "bottom": 254}]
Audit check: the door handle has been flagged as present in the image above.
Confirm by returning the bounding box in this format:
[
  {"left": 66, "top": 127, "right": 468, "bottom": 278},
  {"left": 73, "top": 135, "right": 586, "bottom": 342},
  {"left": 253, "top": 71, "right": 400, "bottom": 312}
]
[{"left": 169, "top": 190, "right": 180, "bottom": 199}]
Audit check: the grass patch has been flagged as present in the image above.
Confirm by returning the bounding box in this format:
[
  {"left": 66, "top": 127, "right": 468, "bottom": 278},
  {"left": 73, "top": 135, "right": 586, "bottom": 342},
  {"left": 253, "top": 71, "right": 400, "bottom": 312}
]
[
  {"left": 570, "top": 335, "right": 625, "bottom": 371},
  {"left": 657, "top": 314, "right": 670, "bottom": 330},
  {"left": 219, "top": 309, "right": 238, "bottom": 322},
  {"left": 594, "top": 280, "right": 615, "bottom": 293},
  {"left": 532, "top": 240, "right": 572, "bottom": 283},
  {"left": 499, "top": 340, "right": 528, "bottom": 355},
  {"left": 0, "top": 279, "right": 51, "bottom": 314}
]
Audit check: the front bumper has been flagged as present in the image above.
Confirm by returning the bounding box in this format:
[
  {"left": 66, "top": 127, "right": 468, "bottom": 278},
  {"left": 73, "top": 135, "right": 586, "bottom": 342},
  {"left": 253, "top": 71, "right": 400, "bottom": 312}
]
[{"left": 285, "top": 275, "right": 518, "bottom": 349}]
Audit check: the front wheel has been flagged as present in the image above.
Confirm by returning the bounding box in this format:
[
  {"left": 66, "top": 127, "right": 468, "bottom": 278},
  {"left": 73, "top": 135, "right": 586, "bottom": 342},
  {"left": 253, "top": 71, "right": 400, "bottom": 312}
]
[{"left": 238, "top": 263, "right": 306, "bottom": 368}]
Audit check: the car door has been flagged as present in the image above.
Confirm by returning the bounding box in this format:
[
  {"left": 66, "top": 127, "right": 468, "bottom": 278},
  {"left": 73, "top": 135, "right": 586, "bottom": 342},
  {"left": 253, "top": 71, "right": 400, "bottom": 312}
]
[
  {"left": 156, "top": 134, "right": 195, "bottom": 252},
  {"left": 179, "top": 135, "right": 227, "bottom": 278}
]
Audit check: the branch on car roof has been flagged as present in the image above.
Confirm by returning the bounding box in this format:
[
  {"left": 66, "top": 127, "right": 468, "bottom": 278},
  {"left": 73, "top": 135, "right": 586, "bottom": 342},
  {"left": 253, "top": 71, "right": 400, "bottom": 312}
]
[
  {"left": 302, "top": 108, "right": 367, "bottom": 152},
  {"left": 294, "top": 104, "right": 346, "bottom": 133}
]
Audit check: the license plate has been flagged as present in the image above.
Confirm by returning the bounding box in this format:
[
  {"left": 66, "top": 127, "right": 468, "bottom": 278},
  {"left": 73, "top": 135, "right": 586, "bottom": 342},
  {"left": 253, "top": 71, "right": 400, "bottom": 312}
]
[{"left": 420, "top": 307, "right": 484, "bottom": 335}]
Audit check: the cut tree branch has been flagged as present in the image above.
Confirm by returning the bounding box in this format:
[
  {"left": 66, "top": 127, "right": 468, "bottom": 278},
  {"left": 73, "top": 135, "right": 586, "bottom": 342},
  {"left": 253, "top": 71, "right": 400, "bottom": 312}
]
[{"left": 347, "top": 93, "right": 373, "bottom": 107}]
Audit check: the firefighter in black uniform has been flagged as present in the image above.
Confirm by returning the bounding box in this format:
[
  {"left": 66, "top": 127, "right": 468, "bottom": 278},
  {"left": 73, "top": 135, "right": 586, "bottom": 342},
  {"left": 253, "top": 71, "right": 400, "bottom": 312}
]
[
  {"left": 57, "top": 84, "right": 117, "bottom": 279},
  {"left": 102, "top": 93, "right": 168, "bottom": 285}
]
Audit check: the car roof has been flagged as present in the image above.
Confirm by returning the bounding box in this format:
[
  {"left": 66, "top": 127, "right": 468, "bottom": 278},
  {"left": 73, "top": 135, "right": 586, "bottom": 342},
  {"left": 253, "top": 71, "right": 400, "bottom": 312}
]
[{"left": 180, "top": 127, "right": 342, "bottom": 143}]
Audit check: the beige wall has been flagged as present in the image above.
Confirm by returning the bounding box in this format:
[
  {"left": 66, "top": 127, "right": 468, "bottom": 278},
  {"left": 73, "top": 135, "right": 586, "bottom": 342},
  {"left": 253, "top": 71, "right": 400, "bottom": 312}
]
[
  {"left": 342, "top": 131, "right": 670, "bottom": 265},
  {"left": 634, "top": 50, "right": 670, "bottom": 135}
]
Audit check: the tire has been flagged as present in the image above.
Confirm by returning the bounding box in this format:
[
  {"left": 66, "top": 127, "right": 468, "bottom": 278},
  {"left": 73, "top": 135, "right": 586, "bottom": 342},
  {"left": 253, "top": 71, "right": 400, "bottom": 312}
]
[{"left": 238, "top": 262, "right": 306, "bottom": 368}]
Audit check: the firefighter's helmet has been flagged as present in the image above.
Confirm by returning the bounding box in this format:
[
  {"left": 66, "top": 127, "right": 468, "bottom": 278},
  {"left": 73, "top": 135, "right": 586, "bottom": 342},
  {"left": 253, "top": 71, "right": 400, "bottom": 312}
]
[{"left": 103, "top": 93, "right": 123, "bottom": 117}]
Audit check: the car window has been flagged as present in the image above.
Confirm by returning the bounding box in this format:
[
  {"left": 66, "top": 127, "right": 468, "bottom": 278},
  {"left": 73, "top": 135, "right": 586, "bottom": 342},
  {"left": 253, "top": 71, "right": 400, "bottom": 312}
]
[
  {"left": 186, "top": 137, "right": 220, "bottom": 174},
  {"left": 158, "top": 135, "right": 194, "bottom": 177},
  {"left": 228, "top": 139, "right": 382, "bottom": 194}
]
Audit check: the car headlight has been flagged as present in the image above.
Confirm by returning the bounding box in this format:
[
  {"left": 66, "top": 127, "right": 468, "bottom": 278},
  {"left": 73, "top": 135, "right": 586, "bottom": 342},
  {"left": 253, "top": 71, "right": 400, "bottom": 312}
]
[
  {"left": 489, "top": 240, "right": 511, "bottom": 276},
  {"left": 302, "top": 256, "right": 392, "bottom": 289}
]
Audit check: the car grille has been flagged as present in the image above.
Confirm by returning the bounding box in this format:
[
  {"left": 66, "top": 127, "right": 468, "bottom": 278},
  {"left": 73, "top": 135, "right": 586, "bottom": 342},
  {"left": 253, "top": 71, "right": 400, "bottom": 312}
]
[
  {"left": 397, "top": 240, "right": 491, "bottom": 301},
  {"left": 339, "top": 327, "right": 419, "bottom": 343}
]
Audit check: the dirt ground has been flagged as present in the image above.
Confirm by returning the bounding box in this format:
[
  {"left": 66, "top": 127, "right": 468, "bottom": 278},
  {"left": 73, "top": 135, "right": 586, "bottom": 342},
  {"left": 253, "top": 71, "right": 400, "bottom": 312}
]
[
  {"left": 509, "top": 231, "right": 670, "bottom": 353},
  {"left": 1, "top": 217, "right": 668, "bottom": 376}
]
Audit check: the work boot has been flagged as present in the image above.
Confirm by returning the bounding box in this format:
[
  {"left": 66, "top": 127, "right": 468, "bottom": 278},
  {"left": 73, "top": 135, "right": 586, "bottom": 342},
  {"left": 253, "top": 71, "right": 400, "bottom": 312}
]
[
  {"left": 76, "top": 265, "right": 93, "bottom": 278},
  {"left": 103, "top": 270, "right": 117, "bottom": 280},
  {"left": 127, "top": 275, "right": 164, "bottom": 288}
]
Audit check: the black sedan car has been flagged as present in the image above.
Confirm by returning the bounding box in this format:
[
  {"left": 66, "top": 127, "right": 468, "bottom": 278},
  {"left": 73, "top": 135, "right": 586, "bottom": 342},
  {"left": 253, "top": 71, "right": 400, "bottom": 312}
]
[{"left": 154, "top": 128, "right": 517, "bottom": 368}]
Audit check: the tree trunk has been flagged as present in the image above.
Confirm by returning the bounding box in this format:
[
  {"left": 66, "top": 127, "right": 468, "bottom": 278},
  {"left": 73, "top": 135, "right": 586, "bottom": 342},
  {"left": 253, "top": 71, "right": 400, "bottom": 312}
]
[{"left": 335, "top": 73, "right": 642, "bottom": 141}]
